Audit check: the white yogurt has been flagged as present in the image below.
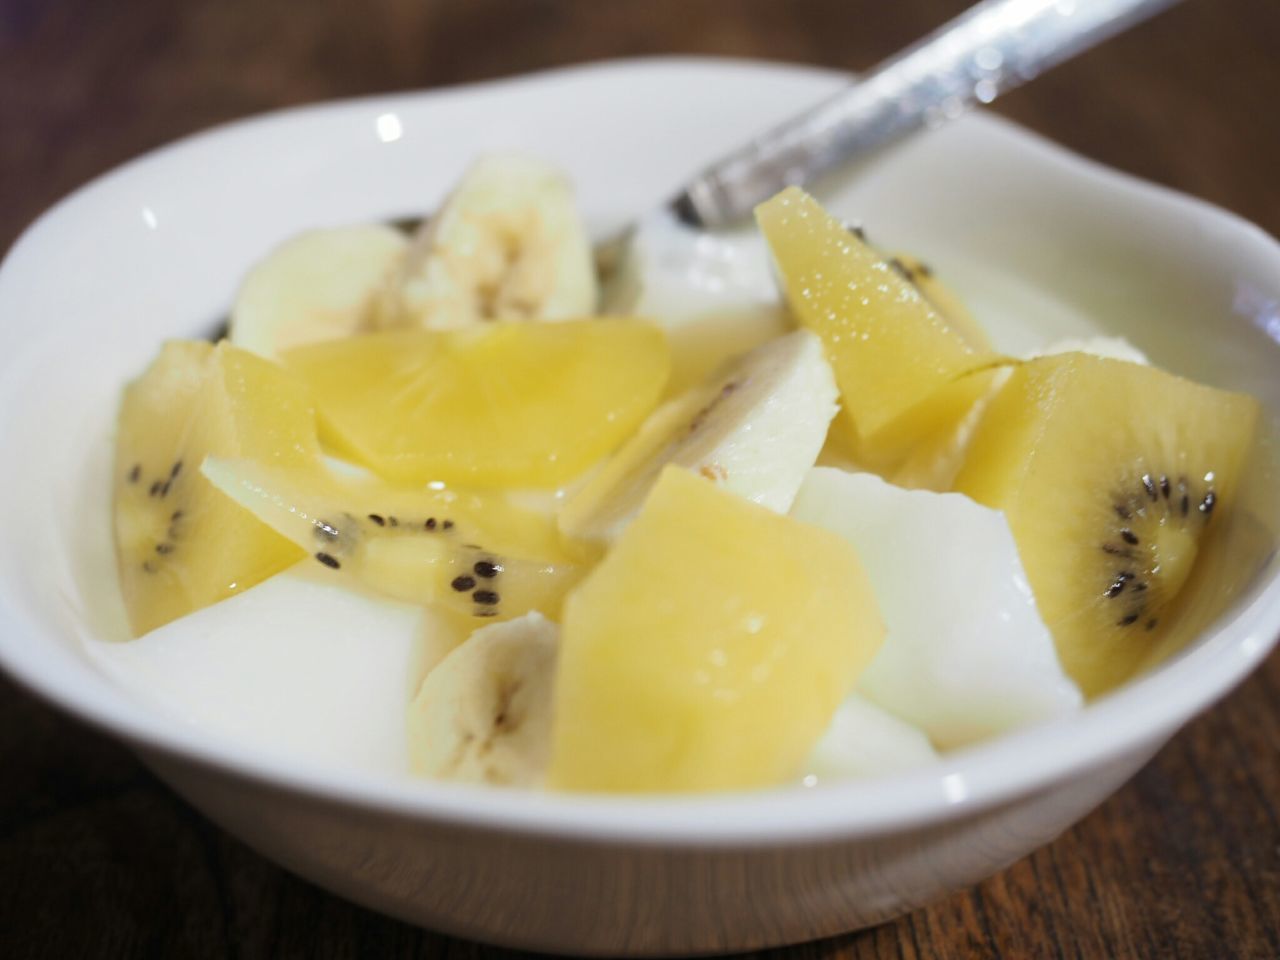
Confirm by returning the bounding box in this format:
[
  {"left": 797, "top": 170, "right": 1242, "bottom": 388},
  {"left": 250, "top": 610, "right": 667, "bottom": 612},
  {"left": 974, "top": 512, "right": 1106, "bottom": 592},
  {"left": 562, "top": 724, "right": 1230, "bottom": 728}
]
[
  {"left": 792, "top": 468, "right": 1083, "bottom": 750},
  {"left": 802, "top": 694, "right": 939, "bottom": 784},
  {"left": 87, "top": 568, "right": 462, "bottom": 775},
  {"left": 611, "top": 209, "right": 789, "bottom": 394}
]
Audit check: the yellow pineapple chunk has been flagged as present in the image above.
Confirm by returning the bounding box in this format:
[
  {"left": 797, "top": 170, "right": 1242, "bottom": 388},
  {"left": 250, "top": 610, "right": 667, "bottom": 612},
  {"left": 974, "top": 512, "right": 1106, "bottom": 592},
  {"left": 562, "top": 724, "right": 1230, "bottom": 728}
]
[
  {"left": 548, "top": 466, "right": 884, "bottom": 793},
  {"left": 756, "top": 188, "right": 1002, "bottom": 468},
  {"left": 954, "top": 352, "right": 1259, "bottom": 697},
  {"left": 113, "top": 341, "right": 319, "bottom": 635},
  {"left": 283, "top": 319, "right": 670, "bottom": 488}
]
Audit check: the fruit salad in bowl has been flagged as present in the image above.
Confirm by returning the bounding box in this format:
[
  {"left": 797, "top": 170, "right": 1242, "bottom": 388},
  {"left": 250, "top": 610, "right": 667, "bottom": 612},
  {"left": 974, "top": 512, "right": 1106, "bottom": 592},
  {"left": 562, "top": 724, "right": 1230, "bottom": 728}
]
[
  {"left": 0, "top": 59, "right": 1277, "bottom": 954},
  {"left": 96, "top": 156, "right": 1262, "bottom": 794}
]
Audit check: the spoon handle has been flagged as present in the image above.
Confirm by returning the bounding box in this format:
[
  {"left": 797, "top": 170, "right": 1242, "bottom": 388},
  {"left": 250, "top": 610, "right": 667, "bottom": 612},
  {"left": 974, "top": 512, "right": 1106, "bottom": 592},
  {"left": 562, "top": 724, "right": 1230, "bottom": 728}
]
[{"left": 674, "top": 0, "right": 1182, "bottom": 229}]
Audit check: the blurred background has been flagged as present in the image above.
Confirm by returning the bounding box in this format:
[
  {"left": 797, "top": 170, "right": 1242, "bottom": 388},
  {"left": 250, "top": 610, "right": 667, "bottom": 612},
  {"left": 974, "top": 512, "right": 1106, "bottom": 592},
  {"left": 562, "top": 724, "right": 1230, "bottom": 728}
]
[{"left": 1, "top": 1, "right": 1277, "bottom": 958}]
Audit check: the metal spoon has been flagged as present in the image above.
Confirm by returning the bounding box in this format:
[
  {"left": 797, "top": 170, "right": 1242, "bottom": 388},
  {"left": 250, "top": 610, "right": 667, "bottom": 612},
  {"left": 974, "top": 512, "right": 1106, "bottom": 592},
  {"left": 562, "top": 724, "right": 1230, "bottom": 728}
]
[{"left": 669, "top": 0, "right": 1183, "bottom": 231}]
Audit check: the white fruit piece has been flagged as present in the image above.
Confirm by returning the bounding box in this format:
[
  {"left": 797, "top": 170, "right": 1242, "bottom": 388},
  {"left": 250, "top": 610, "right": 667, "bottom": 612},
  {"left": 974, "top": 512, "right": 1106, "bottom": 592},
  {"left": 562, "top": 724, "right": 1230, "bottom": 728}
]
[
  {"left": 605, "top": 208, "right": 789, "bottom": 395},
  {"left": 791, "top": 468, "right": 1082, "bottom": 750},
  {"left": 229, "top": 225, "right": 408, "bottom": 359},
  {"left": 802, "top": 695, "right": 939, "bottom": 783},
  {"left": 86, "top": 568, "right": 462, "bottom": 775},
  {"left": 376, "top": 155, "right": 597, "bottom": 329},
  {"left": 559, "top": 329, "right": 838, "bottom": 542},
  {"left": 407, "top": 612, "right": 559, "bottom": 787}
]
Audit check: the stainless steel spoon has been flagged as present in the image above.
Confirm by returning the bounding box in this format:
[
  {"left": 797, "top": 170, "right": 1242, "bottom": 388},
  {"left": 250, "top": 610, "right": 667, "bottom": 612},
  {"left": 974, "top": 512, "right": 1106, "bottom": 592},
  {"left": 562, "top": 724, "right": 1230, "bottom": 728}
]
[{"left": 669, "top": 0, "right": 1183, "bottom": 231}]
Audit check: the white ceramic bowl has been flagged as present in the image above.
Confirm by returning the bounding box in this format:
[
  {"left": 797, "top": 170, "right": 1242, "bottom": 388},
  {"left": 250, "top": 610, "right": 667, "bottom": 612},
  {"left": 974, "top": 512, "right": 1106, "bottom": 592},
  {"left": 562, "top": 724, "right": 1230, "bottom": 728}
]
[{"left": 1, "top": 59, "right": 1277, "bottom": 956}]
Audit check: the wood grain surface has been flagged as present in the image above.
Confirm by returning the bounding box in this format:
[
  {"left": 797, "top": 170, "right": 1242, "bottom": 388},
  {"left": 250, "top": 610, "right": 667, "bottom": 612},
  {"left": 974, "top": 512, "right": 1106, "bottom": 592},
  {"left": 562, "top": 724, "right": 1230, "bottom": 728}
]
[{"left": 1, "top": 1, "right": 1278, "bottom": 957}]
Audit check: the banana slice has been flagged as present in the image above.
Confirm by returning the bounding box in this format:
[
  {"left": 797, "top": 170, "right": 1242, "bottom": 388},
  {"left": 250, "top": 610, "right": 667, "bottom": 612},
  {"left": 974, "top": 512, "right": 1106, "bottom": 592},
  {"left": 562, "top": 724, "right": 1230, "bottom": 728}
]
[
  {"left": 375, "top": 155, "right": 597, "bottom": 329},
  {"left": 407, "top": 612, "right": 559, "bottom": 787},
  {"left": 229, "top": 225, "right": 407, "bottom": 359},
  {"left": 559, "top": 329, "right": 838, "bottom": 542}
]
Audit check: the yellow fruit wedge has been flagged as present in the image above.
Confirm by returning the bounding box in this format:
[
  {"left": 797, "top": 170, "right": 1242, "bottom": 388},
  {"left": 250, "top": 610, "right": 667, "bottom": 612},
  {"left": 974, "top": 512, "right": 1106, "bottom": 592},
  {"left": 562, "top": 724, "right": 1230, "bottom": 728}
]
[
  {"left": 548, "top": 466, "right": 884, "bottom": 793},
  {"left": 953, "top": 352, "right": 1260, "bottom": 697},
  {"left": 756, "top": 188, "right": 1003, "bottom": 467},
  {"left": 884, "top": 365, "right": 1008, "bottom": 491},
  {"left": 113, "top": 341, "right": 320, "bottom": 635},
  {"left": 889, "top": 253, "right": 991, "bottom": 352},
  {"left": 202, "top": 457, "right": 589, "bottom": 623},
  {"left": 283, "top": 319, "right": 670, "bottom": 488}
]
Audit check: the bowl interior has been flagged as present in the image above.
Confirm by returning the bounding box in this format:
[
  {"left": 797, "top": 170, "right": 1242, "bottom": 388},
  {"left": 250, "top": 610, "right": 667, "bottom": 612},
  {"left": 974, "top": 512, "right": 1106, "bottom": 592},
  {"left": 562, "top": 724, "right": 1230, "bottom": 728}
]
[{"left": 0, "top": 58, "right": 1277, "bottom": 839}]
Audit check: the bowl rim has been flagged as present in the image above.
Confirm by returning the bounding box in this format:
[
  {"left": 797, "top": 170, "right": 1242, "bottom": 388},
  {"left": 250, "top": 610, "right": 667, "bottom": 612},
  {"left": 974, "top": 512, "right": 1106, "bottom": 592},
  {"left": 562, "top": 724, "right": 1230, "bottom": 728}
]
[{"left": 1, "top": 56, "right": 1277, "bottom": 847}]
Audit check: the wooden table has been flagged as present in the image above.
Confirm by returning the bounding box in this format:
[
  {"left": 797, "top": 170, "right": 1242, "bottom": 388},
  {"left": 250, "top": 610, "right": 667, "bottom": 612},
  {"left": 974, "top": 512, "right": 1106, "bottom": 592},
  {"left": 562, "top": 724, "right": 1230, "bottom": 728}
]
[{"left": 2, "top": 1, "right": 1277, "bottom": 956}]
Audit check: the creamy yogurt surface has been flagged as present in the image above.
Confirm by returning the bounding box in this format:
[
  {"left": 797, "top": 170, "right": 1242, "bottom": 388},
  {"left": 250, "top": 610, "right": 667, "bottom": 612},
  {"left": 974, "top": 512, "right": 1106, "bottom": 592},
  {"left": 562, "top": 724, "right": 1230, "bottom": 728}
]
[{"left": 87, "top": 570, "right": 461, "bottom": 775}]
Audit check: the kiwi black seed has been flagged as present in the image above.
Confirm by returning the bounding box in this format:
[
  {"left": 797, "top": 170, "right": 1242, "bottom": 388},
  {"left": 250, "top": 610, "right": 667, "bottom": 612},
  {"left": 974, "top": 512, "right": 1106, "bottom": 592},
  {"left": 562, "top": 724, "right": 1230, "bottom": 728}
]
[
  {"left": 304, "top": 510, "right": 509, "bottom": 613},
  {"left": 312, "top": 519, "right": 343, "bottom": 547},
  {"left": 458, "top": 553, "right": 506, "bottom": 615},
  {"left": 1101, "top": 471, "right": 1217, "bottom": 629},
  {"left": 388, "top": 215, "right": 425, "bottom": 235},
  {"left": 842, "top": 222, "right": 868, "bottom": 243},
  {"left": 312, "top": 507, "right": 464, "bottom": 555},
  {"left": 457, "top": 548, "right": 507, "bottom": 616},
  {"left": 313, "top": 518, "right": 342, "bottom": 543},
  {"left": 132, "top": 460, "right": 194, "bottom": 574}
]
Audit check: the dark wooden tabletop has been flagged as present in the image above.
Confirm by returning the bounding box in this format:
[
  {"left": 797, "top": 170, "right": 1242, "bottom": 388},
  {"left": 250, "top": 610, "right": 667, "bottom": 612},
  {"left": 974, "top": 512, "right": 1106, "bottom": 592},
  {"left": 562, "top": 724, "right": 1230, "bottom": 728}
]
[{"left": 2, "top": 1, "right": 1278, "bottom": 957}]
